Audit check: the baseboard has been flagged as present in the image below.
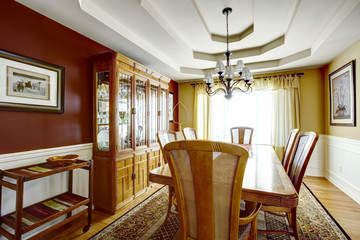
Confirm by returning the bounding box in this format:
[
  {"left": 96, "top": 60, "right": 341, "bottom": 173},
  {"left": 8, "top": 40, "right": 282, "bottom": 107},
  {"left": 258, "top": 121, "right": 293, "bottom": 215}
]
[{"left": 325, "top": 169, "right": 360, "bottom": 205}]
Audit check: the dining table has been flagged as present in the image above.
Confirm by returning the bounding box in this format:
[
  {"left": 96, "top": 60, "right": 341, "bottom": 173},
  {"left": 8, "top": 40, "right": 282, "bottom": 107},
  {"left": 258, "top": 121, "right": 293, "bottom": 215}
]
[{"left": 148, "top": 144, "right": 298, "bottom": 209}]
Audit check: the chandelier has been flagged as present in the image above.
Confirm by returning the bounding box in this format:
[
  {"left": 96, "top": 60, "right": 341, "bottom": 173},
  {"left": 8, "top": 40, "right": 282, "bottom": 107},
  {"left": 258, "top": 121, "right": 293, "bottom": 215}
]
[{"left": 203, "top": 7, "right": 253, "bottom": 100}]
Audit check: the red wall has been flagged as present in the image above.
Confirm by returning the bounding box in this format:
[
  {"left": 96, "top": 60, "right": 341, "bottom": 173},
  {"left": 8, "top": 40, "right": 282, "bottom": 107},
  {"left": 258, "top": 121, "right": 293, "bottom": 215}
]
[
  {"left": 0, "top": 1, "right": 113, "bottom": 154},
  {"left": 169, "top": 80, "right": 179, "bottom": 131}
]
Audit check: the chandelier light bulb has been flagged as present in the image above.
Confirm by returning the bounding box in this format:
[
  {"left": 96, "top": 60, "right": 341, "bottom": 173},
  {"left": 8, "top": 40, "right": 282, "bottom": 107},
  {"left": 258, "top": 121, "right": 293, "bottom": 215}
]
[{"left": 215, "top": 60, "right": 225, "bottom": 73}]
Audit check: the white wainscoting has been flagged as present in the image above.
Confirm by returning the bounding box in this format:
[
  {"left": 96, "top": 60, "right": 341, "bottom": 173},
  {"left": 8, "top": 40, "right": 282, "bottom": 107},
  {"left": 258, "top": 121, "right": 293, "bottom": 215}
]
[
  {"left": 305, "top": 134, "right": 360, "bottom": 205},
  {"left": 0, "top": 143, "right": 93, "bottom": 216},
  {"left": 324, "top": 135, "right": 360, "bottom": 205},
  {"left": 305, "top": 134, "right": 326, "bottom": 177}
]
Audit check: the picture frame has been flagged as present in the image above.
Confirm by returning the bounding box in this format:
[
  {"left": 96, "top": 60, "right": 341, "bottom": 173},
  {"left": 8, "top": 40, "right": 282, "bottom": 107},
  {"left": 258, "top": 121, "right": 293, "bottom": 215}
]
[
  {"left": 169, "top": 92, "right": 174, "bottom": 121},
  {"left": 329, "top": 60, "right": 356, "bottom": 126},
  {"left": 0, "top": 49, "right": 65, "bottom": 113}
]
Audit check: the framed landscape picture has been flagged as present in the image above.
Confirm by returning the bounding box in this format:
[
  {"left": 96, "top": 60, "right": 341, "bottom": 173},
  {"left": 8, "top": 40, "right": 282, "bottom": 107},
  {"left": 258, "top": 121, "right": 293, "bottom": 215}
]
[
  {"left": 329, "top": 60, "right": 356, "bottom": 126},
  {"left": 0, "top": 49, "right": 65, "bottom": 113}
]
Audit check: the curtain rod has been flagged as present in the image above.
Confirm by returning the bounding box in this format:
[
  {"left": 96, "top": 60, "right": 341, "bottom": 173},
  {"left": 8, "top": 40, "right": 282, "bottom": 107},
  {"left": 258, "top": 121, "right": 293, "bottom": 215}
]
[
  {"left": 190, "top": 72, "right": 304, "bottom": 86},
  {"left": 253, "top": 72, "right": 304, "bottom": 79}
]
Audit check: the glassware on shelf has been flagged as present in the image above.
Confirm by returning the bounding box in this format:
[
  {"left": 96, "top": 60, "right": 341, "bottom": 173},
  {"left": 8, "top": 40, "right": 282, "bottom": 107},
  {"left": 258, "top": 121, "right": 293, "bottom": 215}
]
[
  {"left": 135, "top": 79, "right": 146, "bottom": 146},
  {"left": 160, "top": 89, "right": 167, "bottom": 131},
  {"left": 118, "top": 72, "right": 132, "bottom": 150},
  {"left": 149, "top": 84, "right": 158, "bottom": 144},
  {"left": 97, "top": 129, "right": 109, "bottom": 151}
]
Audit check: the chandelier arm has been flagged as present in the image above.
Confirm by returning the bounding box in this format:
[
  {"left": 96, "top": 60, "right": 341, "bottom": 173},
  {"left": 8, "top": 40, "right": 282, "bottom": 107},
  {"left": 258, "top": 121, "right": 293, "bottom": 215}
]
[
  {"left": 232, "top": 84, "right": 252, "bottom": 94},
  {"left": 229, "top": 78, "right": 243, "bottom": 89},
  {"left": 206, "top": 85, "right": 226, "bottom": 96}
]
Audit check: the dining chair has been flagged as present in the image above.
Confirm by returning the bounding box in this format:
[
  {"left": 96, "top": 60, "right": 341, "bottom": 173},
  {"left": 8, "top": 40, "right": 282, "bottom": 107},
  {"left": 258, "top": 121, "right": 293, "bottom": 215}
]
[
  {"left": 163, "top": 140, "right": 261, "bottom": 240},
  {"left": 282, "top": 129, "right": 300, "bottom": 172},
  {"left": 230, "top": 127, "right": 254, "bottom": 144},
  {"left": 157, "top": 130, "right": 178, "bottom": 223},
  {"left": 157, "top": 130, "right": 177, "bottom": 163},
  {"left": 182, "top": 127, "right": 198, "bottom": 140},
  {"left": 259, "top": 131, "right": 319, "bottom": 240}
]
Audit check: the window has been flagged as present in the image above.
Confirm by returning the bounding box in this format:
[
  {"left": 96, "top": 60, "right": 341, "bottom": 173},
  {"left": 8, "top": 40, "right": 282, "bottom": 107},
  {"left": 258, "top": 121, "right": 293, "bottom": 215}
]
[{"left": 210, "top": 90, "right": 273, "bottom": 144}]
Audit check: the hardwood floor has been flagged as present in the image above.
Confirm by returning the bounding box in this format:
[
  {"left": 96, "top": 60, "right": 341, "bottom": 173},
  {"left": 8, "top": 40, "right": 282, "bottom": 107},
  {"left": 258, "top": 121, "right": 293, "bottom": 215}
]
[
  {"left": 53, "top": 177, "right": 359, "bottom": 240},
  {"left": 303, "top": 176, "right": 360, "bottom": 240}
]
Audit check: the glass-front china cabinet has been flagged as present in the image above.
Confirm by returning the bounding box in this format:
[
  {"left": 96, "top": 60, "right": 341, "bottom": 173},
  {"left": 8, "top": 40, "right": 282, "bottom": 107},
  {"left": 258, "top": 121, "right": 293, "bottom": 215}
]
[{"left": 92, "top": 52, "right": 169, "bottom": 214}]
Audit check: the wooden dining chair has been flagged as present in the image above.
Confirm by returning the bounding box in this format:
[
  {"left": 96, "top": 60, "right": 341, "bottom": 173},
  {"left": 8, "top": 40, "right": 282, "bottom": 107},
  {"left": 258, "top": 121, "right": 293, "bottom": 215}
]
[
  {"left": 282, "top": 129, "right": 300, "bottom": 172},
  {"left": 157, "top": 130, "right": 177, "bottom": 163},
  {"left": 259, "top": 131, "right": 319, "bottom": 240},
  {"left": 230, "top": 127, "right": 254, "bottom": 144},
  {"left": 182, "top": 127, "right": 198, "bottom": 140},
  {"left": 157, "top": 130, "right": 178, "bottom": 223},
  {"left": 164, "top": 140, "right": 261, "bottom": 240}
]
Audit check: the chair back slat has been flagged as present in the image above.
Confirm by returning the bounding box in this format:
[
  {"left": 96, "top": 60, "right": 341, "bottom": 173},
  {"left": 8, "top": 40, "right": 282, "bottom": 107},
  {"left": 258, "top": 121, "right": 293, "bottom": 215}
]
[
  {"left": 164, "top": 140, "right": 249, "bottom": 240},
  {"left": 182, "top": 127, "right": 198, "bottom": 140},
  {"left": 282, "top": 129, "right": 300, "bottom": 172},
  {"left": 157, "top": 130, "right": 177, "bottom": 163},
  {"left": 230, "top": 127, "right": 254, "bottom": 144},
  {"left": 288, "top": 132, "right": 319, "bottom": 192}
]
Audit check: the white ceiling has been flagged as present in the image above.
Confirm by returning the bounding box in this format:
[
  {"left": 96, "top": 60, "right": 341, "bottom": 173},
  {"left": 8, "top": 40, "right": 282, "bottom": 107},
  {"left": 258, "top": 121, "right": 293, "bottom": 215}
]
[{"left": 15, "top": 0, "right": 360, "bottom": 82}]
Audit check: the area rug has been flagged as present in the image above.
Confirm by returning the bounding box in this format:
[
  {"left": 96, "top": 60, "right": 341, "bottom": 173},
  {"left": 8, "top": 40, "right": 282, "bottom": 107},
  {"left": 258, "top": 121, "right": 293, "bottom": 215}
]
[{"left": 90, "top": 184, "right": 351, "bottom": 240}]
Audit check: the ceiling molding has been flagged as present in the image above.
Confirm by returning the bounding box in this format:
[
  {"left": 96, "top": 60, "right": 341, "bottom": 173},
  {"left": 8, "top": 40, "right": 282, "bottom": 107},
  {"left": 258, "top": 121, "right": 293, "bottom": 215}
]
[
  {"left": 80, "top": 0, "right": 181, "bottom": 72},
  {"left": 193, "top": 36, "right": 285, "bottom": 61},
  {"left": 211, "top": 24, "right": 254, "bottom": 43},
  {"left": 181, "top": 48, "right": 311, "bottom": 75}
]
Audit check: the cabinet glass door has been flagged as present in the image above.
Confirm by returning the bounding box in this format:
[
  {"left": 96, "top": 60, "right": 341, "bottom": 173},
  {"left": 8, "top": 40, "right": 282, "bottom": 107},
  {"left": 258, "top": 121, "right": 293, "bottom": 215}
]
[
  {"left": 135, "top": 79, "right": 146, "bottom": 147},
  {"left": 118, "top": 72, "right": 132, "bottom": 150},
  {"left": 159, "top": 88, "right": 167, "bottom": 131},
  {"left": 96, "top": 71, "right": 110, "bottom": 151},
  {"left": 149, "top": 84, "right": 158, "bottom": 144}
]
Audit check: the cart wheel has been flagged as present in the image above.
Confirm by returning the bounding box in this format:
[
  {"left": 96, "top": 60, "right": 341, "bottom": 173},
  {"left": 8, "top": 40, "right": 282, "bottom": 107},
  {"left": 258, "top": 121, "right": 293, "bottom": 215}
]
[{"left": 83, "top": 225, "right": 90, "bottom": 233}]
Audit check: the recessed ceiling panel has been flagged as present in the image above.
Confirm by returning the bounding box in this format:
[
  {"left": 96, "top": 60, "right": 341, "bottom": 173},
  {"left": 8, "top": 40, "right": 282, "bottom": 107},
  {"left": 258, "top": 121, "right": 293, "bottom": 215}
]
[{"left": 14, "top": 0, "right": 360, "bottom": 81}]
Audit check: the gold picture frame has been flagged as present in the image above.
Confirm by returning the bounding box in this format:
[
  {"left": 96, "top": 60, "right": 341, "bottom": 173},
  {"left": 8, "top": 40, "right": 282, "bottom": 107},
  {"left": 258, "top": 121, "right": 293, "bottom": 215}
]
[{"left": 329, "top": 60, "right": 356, "bottom": 126}]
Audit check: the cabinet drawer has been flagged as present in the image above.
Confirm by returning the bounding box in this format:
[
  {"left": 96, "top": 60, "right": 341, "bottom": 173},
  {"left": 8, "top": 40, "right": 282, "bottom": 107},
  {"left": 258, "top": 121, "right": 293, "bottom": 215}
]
[
  {"left": 116, "top": 157, "right": 133, "bottom": 169},
  {"left": 134, "top": 153, "right": 147, "bottom": 164}
]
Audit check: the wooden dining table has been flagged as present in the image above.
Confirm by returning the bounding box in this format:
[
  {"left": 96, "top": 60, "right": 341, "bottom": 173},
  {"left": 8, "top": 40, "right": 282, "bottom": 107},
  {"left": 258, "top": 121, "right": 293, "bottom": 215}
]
[{"left": 148, "top": 144, "right": 298, "bottom": 208}]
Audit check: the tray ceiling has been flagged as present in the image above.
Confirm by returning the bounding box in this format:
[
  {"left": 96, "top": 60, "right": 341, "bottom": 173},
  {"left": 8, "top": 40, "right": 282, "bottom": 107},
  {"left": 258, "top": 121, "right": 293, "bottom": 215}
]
[{"left": 15, "top": 0, "right": 360, "bottom": 81}]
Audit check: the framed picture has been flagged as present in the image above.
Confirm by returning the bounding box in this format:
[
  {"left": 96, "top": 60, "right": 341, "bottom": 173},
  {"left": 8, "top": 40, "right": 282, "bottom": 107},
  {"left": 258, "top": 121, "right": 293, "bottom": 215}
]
[
  {"left": 0, "top": 49, "right": 65, "bottom": 113},
  {"left": 329, "top": 60, "right": 356, "bottom": 126},
  {"left": 169, "top": 92, "right": 174, "bottom": 121}
]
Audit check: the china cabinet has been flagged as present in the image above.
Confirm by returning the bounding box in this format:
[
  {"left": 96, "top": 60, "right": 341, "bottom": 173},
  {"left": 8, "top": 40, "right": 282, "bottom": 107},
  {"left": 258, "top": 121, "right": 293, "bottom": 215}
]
[{"left": 92, "top": 52, "right": 169, "bottom": 214}]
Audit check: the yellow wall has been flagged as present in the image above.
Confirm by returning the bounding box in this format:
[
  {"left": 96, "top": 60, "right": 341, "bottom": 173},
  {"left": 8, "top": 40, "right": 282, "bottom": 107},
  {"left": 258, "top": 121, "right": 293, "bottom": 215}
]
[
  {"left": 325, "top": 40, "right": 360, "bottom": 139},
  {"left": 178, "top": 82, "right": 195, "bottom": 130},
  {"left": 178, "top": 68, "right": 325, "bottom": 134}
]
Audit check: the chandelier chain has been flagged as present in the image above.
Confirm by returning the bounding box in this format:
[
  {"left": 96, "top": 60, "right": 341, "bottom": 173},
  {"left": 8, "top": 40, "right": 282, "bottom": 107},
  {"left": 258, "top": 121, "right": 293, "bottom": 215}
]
[{"left": 226, "top": 12, "right": 229, "bottom": 54}]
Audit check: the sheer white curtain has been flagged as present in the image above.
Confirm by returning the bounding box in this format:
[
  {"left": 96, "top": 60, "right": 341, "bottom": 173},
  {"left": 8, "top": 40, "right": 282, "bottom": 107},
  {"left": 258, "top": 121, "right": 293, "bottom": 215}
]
[
  {"left": 193, "top": 84, "right": 211, "bottom": 140},
  {"left": 207, "top": 74, "right": 300, "bottom": 158},
  {"left": 210, "top": 90, "right": 272, "bottom": 144}
]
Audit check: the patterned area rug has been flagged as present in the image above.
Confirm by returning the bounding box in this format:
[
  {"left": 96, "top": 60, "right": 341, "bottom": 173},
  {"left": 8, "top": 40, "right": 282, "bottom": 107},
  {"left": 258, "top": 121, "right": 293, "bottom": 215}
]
[{"left": 90, "top": 184, "right": 351, "bottom": 240}]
